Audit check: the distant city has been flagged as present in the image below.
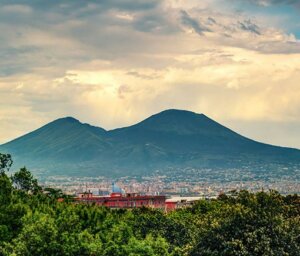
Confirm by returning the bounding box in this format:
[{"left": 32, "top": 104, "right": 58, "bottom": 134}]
[{"left": 41, "top": 165, "right": 300, "bottom": 197}]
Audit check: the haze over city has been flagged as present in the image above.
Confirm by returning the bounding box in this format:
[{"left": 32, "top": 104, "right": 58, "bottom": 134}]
[{"left": 0, "top": 0, "right": 300, "bottom": 148}]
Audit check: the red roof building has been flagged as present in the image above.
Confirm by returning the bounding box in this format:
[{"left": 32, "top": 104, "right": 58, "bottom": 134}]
[{"left": 76, "top": 192, "right": 166, "bottom": 209}]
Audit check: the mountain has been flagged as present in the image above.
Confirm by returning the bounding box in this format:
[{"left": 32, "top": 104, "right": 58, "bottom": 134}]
[{"left": 0, "top": 109, "right": 299, "bottom": 177}]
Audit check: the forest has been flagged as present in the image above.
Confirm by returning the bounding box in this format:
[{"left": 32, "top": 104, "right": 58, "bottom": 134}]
[{"left": 0, "top": 153, "right": 299, "bottom": 256}]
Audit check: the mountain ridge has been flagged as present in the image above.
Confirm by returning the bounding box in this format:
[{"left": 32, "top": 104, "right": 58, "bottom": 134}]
[{"left": 0, "top": 109, "right": 299, "bottom": 177}]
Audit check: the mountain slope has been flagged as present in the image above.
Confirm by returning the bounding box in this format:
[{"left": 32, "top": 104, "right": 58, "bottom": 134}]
[
  {"left": 109, "top": 109, "right": 255, "bottom": 151},
  {"left": 109, "top": 109, "right": 298, "bottom": 159},
  {"left": 0, "top": 109, "right": 299, "bottom": 177},
  {"left": 1, "top": 117, "right": 110, "bottom": 162}
]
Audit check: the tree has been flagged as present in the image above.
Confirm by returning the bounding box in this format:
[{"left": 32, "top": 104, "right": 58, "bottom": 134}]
[
  {"left": 44, "top": 188, "right": 64, "bottom": 199},
  {"left": 12, "top": 167, "right": 41, "bottom": 193},
  {"left": 3, "top": 213, "right": 61, "bottom": 256},
  {"left": 125, "top": 235, "right": 171, "bottom": 256},
  {"left": 0, "top": 173, "right": 12, "bottom": 205},
  {"left": 0, "top": 159, "right": 27, "bottom": 251},
  {"left": 0, "top": 153, "right": 13, "bottom": 174},
  {"left": 0, "top": 153, "right": 13, "bottom": 204},
  {"left": 0, "top": 174, "right": 13, "bottom": 246}
]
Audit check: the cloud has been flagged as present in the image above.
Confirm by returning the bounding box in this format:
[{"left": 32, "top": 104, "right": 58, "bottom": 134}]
[
  {"left": 245, "top": 0, "right": 299, "bottom": 6},
  {"left": 180, "top": 10, "right": 211, "bottom": 35},
  {"left": 238, "top": 19, "right": 261, "bottom": 35},
  {"left": 0, "top": 4, "right": 32, "bottom": 14},
  {"left": 0, "top": 0, "right": 300, "bottom": 148},
  {"left": 0, "top": 0, "right": 161, "bottom": 11}
]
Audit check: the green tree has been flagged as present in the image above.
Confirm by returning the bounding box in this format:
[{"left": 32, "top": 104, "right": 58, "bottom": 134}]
[
  {"left": 3, "top": 212, "right": 61, "bottom": 256},
  {"left": 125, "top": 235, "right": 171, "bottom": 256},
  {"left": 12, "top": 167, "right": 41, "bottom": 193},
  {"left": 0, "top": 153, "right": 12, "bottom": 174},
  {"left": 0, "top": 173, "right": 13, "bottom": 246},
  {"left": 189, "top": 192, "right": 300, "bottom": 256},
  {"left": 0, "top": 173, "right": 12, "bottom": 206},
  {"left": 44, "top": 188, "right": 64, "bottom": 199}
]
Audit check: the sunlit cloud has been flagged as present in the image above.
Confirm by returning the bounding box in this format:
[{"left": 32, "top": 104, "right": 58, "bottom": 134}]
[{"left": 0, "top": 0, "right": 300, "bottom": 148}]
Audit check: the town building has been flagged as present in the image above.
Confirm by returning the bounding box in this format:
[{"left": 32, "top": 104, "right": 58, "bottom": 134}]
[{"left": 76, "top": 183, "right": 166, "bottom": 209}]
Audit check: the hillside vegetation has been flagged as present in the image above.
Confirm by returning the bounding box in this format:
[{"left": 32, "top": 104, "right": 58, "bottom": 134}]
[{"left": 0, "top": 153, "right": 299, "bottom": 255}]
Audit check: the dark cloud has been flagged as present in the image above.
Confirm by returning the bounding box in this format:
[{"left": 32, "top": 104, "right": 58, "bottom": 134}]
[
  {"left": 0, "top": 0, "right": 298, "bottom": 79},
  {"left": 180, "top": 10, "right": 211, "bottom": 36},
  {"left": 0, "top": 0, "right": 162, "bottom": 29},
  {"left": 0, "top": 0, "right": 172, "bottom": 77},
  {"left": 132, "top": 14, "right": 176, "bottom": 34},
  {"left": 207, "top": 17, "right": 217, "bottom": 25},
  {"left": 245, "top": 0, "right": 300, "bottom": 6},
  {"left": 0, "top": 0, "right": 160, "bottom": 12},
  {"left": 0, "top": 46, "right": 39, "bottom": 76},
  {"left": 239, "top": 19, "right": 261, "bottom": 35}
]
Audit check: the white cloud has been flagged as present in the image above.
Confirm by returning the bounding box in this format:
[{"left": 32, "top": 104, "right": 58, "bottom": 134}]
[
  {"left": 0, "top": 0, "right": 300, "bottom": 148},
  {"left": 0, "top": 4, "right": 32, "bottom": 14}
]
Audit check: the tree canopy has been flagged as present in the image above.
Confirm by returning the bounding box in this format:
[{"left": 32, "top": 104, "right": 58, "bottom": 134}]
[
  {"left": 0, "top": 154, "right": 299, "bottom": 255},
  {"left": 0, "top": 153, "right": 12, "bottom": 174}
]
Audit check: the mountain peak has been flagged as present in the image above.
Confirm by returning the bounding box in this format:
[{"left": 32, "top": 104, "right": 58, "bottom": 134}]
[
  {"left": 147, "top": 109, "right": 212, "bottom": 122},
  {"left": 129, "top": 109, "right": 219, "bottom": 135},
  {"left": 153, "top": 109, "right": 204, "bottom": 117},
  {"left": 158, "top": 109, "right": 198, "bottom": 114},
  {"left": 52, "top": 116, "right": 80, "bottom": 124}
]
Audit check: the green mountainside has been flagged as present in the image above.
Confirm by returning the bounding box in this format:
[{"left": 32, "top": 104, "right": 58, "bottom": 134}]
[{"left": 0, "top": 109, "right": 299, "bottom": 177}]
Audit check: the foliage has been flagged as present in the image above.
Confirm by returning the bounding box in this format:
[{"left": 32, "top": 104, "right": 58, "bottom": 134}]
[
  {"left": 12, "top": 167, "right": 41, "bottom": 193},
  {"left": 0, "top": 154, "right": 299, "bottom": 255},
  {"left": 0, "top": 154, "right": 12, "bottom": 174}
]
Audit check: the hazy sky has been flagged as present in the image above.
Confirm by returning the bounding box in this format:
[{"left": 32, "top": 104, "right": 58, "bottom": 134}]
[{"left": 0, "top": 0, "right": 300, "bottom": 148}]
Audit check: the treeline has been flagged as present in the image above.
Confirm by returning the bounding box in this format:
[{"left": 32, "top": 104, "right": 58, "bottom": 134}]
[{"left": 0, "top": 153, "right": 299, "bottom": 256}]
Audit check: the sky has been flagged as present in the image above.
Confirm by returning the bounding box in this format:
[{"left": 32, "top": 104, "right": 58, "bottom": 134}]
[{"left": 0, "top": 0, "right": 300, "bottom": 148}]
